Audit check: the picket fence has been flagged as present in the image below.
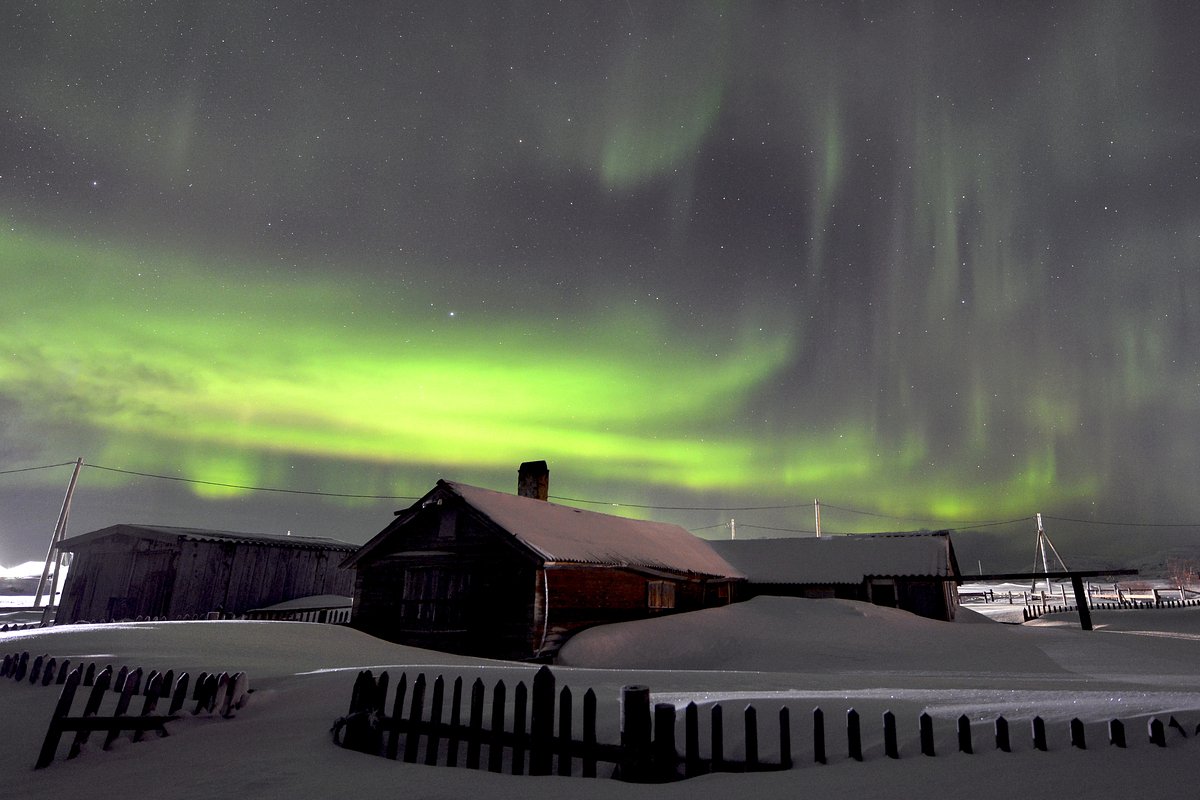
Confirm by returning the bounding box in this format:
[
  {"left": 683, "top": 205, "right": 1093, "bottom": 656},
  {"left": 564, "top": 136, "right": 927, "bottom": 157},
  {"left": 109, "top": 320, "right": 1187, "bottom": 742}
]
[
  {"left": 1023, "top": 597, "right": 1200, "bottom": 622},
  {"left": 333, "top": 666, "right": 1195, "bottom": 782},
  {"left": 1, "top": 650, "right": 249, "bottom": 768}
]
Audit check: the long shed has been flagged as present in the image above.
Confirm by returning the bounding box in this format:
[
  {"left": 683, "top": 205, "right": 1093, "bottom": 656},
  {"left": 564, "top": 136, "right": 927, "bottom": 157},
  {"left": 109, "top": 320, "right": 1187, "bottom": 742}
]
[
  {"left": 344, "top": 467, "right": 744, "bottom": 660},
  {"left": 56, "top": 524, "right": 357, "bottom": 623},
  {"left": 710, "top": 531, "right": 962, "bottom": 621}
]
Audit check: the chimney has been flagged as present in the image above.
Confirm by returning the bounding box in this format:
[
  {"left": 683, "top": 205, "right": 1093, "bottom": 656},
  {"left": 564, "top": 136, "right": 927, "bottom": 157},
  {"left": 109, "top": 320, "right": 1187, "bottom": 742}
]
[{"left": 517, "top": 460, "right": 549, "bottom": 501}]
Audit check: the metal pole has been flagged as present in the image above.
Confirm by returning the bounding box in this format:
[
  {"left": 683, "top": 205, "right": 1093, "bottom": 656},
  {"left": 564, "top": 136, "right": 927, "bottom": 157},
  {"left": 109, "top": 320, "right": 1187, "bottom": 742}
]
[
  {"left": 33, "top": 457, "right": 83, "bottom": 610},
  {"left": 814, "top": 499, "right": 821, "bottom": 538},
  {"left": 730, "top": 518, "right": 736, "bottom": 540}
]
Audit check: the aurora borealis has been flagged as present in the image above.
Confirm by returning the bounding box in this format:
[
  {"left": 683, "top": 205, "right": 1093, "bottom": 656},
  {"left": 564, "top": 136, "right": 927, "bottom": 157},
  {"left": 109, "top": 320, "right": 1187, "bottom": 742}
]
[{"left": 2, "top": 2, "right": 1199, "bottom": 564}]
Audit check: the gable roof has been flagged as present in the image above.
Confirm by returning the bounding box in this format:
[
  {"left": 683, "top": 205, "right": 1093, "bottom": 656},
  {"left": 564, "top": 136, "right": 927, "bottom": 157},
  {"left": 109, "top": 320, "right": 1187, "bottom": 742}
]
[
  {"left": 58, "top": 523, "right": 358, "bottom": 553},
  {"left": 709, "top": 531, "right": 958, "bottom": 584},
  {"left": 347, "top": 480, "right": 744, "bottom": 580}
]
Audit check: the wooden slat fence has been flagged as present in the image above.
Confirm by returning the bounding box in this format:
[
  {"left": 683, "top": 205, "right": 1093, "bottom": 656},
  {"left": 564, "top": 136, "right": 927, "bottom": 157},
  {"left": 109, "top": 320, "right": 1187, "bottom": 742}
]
[
  {"left": 334, "top": 666, "right": 1198, "bottom": 783},
  {"left": 1, "top": 649, "right": 249, "bottom": 768}
]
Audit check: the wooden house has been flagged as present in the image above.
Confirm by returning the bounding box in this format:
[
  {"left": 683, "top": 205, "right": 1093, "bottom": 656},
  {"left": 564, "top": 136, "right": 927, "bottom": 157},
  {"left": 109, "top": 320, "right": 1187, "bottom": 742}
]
[
  {"left": 343, "top": 462, "right": 744, "bottom": 660},
  {"left": 55, "top": 524, "right": 357, "bottom": 623},
  {"left": 710, "top": 531, "right": 961, "bottom": 621}
]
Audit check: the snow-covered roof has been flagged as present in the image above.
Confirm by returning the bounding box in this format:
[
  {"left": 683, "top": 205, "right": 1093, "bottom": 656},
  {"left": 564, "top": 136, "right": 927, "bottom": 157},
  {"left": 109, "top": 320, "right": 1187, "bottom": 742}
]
[
  {"left": 58, "top": 523, "right": 358, "bottom": 552},
  {"left": 350, "top": 480, "right": 743, "bottom": 579},
  {"left": 446, "top": 482, "right": 744, "bottom": 578},
  {"left": 249, "top": 594, "right": 353, "bottom": 613},
  {"left": 709, "top": 531, "right": 958, "bottom": 584}
]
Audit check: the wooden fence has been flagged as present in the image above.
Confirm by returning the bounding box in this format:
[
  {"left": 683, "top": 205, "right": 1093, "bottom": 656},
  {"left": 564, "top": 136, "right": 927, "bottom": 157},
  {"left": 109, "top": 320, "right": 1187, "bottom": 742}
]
[
  {"left": 334, "top": 666, "right": 1197, "bottom": 783},
  {"left": 1023, "top": 596, "right": 1200, "bottom": 622},
  {"left": 1, "top": 649, "right": 249, "bottom": 768}
]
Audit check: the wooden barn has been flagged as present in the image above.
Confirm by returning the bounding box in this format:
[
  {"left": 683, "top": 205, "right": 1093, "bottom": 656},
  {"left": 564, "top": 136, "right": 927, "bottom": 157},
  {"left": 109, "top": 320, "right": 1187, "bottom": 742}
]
[
  {"left": 344, "top": 462, "right": 744, "bottom": 660},
  {"left": 710, "top": 531, "right": 962, "bottom": 621},
  {"left": 55, "top": 524, "right": 357, "bottom": 624}
]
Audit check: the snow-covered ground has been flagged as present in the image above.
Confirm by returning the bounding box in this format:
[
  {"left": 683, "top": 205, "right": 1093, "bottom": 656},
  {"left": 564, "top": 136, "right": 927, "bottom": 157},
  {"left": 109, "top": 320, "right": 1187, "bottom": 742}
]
[{"left": 3, "top": 596, "right": 1200, "bottom": 798}]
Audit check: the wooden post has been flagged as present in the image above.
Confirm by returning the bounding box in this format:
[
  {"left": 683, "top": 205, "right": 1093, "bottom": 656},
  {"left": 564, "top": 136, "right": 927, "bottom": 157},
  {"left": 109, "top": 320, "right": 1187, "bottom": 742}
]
[
  {"left": 618, "top": 684, "right": 651, "bottom": 782},
  {"left": 511, "top": 680, "right": 527, "bottom": 775},
  {"left": 441, "top": 676, "right": 460, "bottom": 766},
  {"left": 102, "top": 669, "right": 140, "bottom": 750},
  {"left": 1149, "top": 718, "right": 1166, "bottom": 748},
  {"left": 1071, "top": 575, "right": 1093, "bottom": 631},
  {"left": 1109, "top": 719, "right": 1126, "bottom": 748},
  {"left": 1032, "top": 716, "right": 1047, "bottom": 751},
  {"left": 386, "top": 672, "right": 407, "bottom": 760},
  {"left": 1070, "top": 718, "right": 1086, "bottom": 749},
  {"left": 883, "top": 711, "right": 898, "bottom": 758},
  {"left": 958, "top": 715, "right": 973, "bottom": 754},
  {"left": 813, "top": 707, "right": 826, "bottom": 764},
  {"left": 711, "top": 703, "right": 724, "bottom": 771},
  {"left": 744, "top": 705, "right": 758, "bottom": 769},
  {"left": 653, "top": 703, "right": 677, "bottom": 782},
  {"left": 489, "top": 680, "right": 507, "bottom": 773},
  {"left": 133, "top": 674, "right": 163, "bottom": 743},
  {"left": 466, "top": 678, "right": 485, "bottom": 769},
  {"left": 779, "top": 706, "right": 792, "bottom": 770},
  {"left": 68, "top": 667, "right": 112, "bottom": 758},
  {"left": 35, "top": 668, "right": 82, "bottom": 769},
  {"left": 919, "top": 712, "right": 935, "bottom": 756},
  {"left": 425, "top": 676, "right": 445, "bottom": 767},
  {"left": 530, "top": 667, "right": 556, "bottom": 776},
  {"left": 847, "top": 709, "right": 862, "bottom": 762},
  {"left": 557, "top": 686, "right": 573, "bottom": 776},
  {"left": 582, "top": 688, "right": 598, "bottom": 778},
  {"left": 167, "top": 672, "right": 189, "bottom": 715},
  {"left": 684, "top": 701, "right": 701, "bottom": 777}
]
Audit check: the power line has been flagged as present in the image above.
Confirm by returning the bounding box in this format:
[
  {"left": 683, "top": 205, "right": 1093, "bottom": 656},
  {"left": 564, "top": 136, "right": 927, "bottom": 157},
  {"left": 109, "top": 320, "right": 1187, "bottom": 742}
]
[
  {"left": 82, "top": 463, "right": 420, "bottom": 501},
  {"left": 0, "top": 461, "right": 79, "bottom": 475},
  {"left": 548, "top": 494, "right": 812, "bottom": 512}
]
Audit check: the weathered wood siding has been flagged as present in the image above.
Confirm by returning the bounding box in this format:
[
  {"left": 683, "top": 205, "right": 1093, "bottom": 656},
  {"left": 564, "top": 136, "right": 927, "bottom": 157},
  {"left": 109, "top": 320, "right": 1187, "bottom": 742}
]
[
  {"left": 351, "top": 501, "right": 538, "bottom": 658},
  {"left": 60, "top": 531, "right": 353, "bottom": 622}
]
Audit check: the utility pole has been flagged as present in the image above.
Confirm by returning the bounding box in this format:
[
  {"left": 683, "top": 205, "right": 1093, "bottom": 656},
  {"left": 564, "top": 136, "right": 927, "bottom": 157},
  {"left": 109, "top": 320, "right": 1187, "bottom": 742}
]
[
  {"left": 814, "top": 499, "right": 822, "bottom": 538},
  {"left": 730, "top": 518, "right": 736, "bottom": 540},
  {"left": 1030, "top": 512, "right": 1068, "bottom": 596},
  {"left": 33, "top": 457, "right": 83, "bottom": 617}
]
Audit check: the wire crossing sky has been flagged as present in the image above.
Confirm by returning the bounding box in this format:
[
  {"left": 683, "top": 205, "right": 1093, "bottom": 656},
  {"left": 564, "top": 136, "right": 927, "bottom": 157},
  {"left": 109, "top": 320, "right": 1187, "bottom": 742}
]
[{"left": 2, "top": 1, "right": 1199, "bottom": 563}]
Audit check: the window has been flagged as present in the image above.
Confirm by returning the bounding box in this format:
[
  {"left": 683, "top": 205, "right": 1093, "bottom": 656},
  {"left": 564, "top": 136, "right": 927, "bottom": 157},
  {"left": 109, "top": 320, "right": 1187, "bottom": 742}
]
[
  {"left": 647, "top": 581, "right": 676, "bottom": 610},
  {"left": 399, "top": 568, "right": 470, "bottom": 626}
]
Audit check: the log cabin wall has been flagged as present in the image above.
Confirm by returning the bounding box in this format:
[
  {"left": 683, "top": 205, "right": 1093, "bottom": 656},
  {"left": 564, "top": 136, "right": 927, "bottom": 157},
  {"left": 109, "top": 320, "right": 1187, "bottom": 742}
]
[{"left": 351, "top": 500, "right": 538, "bottom": 658}]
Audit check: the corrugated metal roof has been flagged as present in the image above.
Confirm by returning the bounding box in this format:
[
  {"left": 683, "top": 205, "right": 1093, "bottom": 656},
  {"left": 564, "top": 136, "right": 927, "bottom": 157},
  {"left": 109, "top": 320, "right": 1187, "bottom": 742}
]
[
  {"left": 709, "top": 532, "right": 956, "bottom": 584},
  {"left": 59, "top": 523, "right": 358, "bottom": 552},
  {"left": 444, "top": 481, "right": 744, "bottom": 579}
]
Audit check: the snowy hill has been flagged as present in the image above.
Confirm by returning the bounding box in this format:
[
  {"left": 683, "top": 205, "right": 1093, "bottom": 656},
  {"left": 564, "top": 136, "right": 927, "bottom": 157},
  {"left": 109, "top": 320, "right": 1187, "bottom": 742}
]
[{"left": 3, "top": 598, "right": 1200, "bottom": 798}]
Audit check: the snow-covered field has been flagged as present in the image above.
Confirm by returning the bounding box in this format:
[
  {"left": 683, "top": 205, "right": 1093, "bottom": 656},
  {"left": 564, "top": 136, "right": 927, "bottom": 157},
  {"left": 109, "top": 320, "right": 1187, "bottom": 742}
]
[{"left": 3, "top": 596, "right": 1200, "bottom": 798}]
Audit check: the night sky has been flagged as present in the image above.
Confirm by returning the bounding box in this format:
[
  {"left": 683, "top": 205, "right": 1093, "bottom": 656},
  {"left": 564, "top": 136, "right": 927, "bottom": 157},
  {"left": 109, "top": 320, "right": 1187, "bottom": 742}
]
[{"left": 3, "top": 1, "right": 1199, "bottom": 566}]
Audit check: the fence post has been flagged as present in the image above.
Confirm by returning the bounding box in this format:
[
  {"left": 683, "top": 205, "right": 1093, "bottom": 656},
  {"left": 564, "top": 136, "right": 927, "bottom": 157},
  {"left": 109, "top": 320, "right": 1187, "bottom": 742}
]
[
  {"left": 653, "top": 703, "right": 678, "bottom": 782},
  {"left": 425, "top": 675, "right": 445, "bottom": 767},
  {"left": 35, "top": 668, "right": 82, "bottom": 769},
  {"left": 41, "top": 658, "right": 56, "bottom": 686},
  {"left": 779, "top": 706, "right": 792, "bottom": 770},
  {"left": 583, "top": 688, "right": 598, "bottom": 778},
  {"left": 684, "top": 702, "right": 701, "bottom": 777},
  {"left": 1149, "top": 718, "right": 1166, "bottom": 748},
  {"left": 1032, "top": 716, "right": 1048, "bottom": 752},
  {"left": 511, "top": 680, "right": 527, "bottom": 775},
  {"left": 847, "top": 709, "right": 862, "bottom": 762},
  {"left": 958, "top": 715, "right": 973, "bottom": 754},
  {"left": 919, "top": 712, "right": 935, "bottom": 756},
  {"left": 466, "top": 677, "right": 485, "bottom": 769},
  {"left": 168, "top": 672, "right": 190, "bottom": 715},
  {"left": 813, "top": 707, "right": 826, "bottom": 764},
  {"left": 133, "top": 673, "right": 164, "bottom": 743},
  {"left": 557, "top": 686, "right": 573, "bottom": 777},
  {"left": 883, "top": 711, "right": 898, "bottom": 759},
  {"left": 711, "top": 703, "right": 724, "bottom": 771},
  {"left": 1108, "top": 719, "right": 1126, "bottom": 748},
  {"left": 1070, "top": 718, "right": 1086, "bottom": 749},
  {"left": 994, "top": 716, "right": 1010, "bottom": 752},
  {"left": 744, "top": 705, "right": 759, "bottom": 769},
  {"left": 386, "top": 672, "right": 407, "bottom": 760},
  {"left": 489, "top": 679, "right": 507, "bottom": 774},
  {"left": 68, "top": 666, "right": 113, "bottom": 759},
  {"left": 445, "top": 676, "right": 462, "bottom": 767},
  {"left": 617, "top": 684, "right": 652, "bottom": 782},
  {"left": 530, "top": 667, "right": 556, "bottom": 776}
]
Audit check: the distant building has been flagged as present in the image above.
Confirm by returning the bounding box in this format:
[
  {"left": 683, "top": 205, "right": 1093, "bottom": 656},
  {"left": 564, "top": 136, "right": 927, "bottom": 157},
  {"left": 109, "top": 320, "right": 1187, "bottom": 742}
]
[
  {"left": 56, "top": 524, "right": 356, "bottom": 623},
  {"left": 344, "top": 461, "right": 745, "bottom": 660},
  {"left": 710, "top": 531, "right": 962, "bottom": 621}
]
